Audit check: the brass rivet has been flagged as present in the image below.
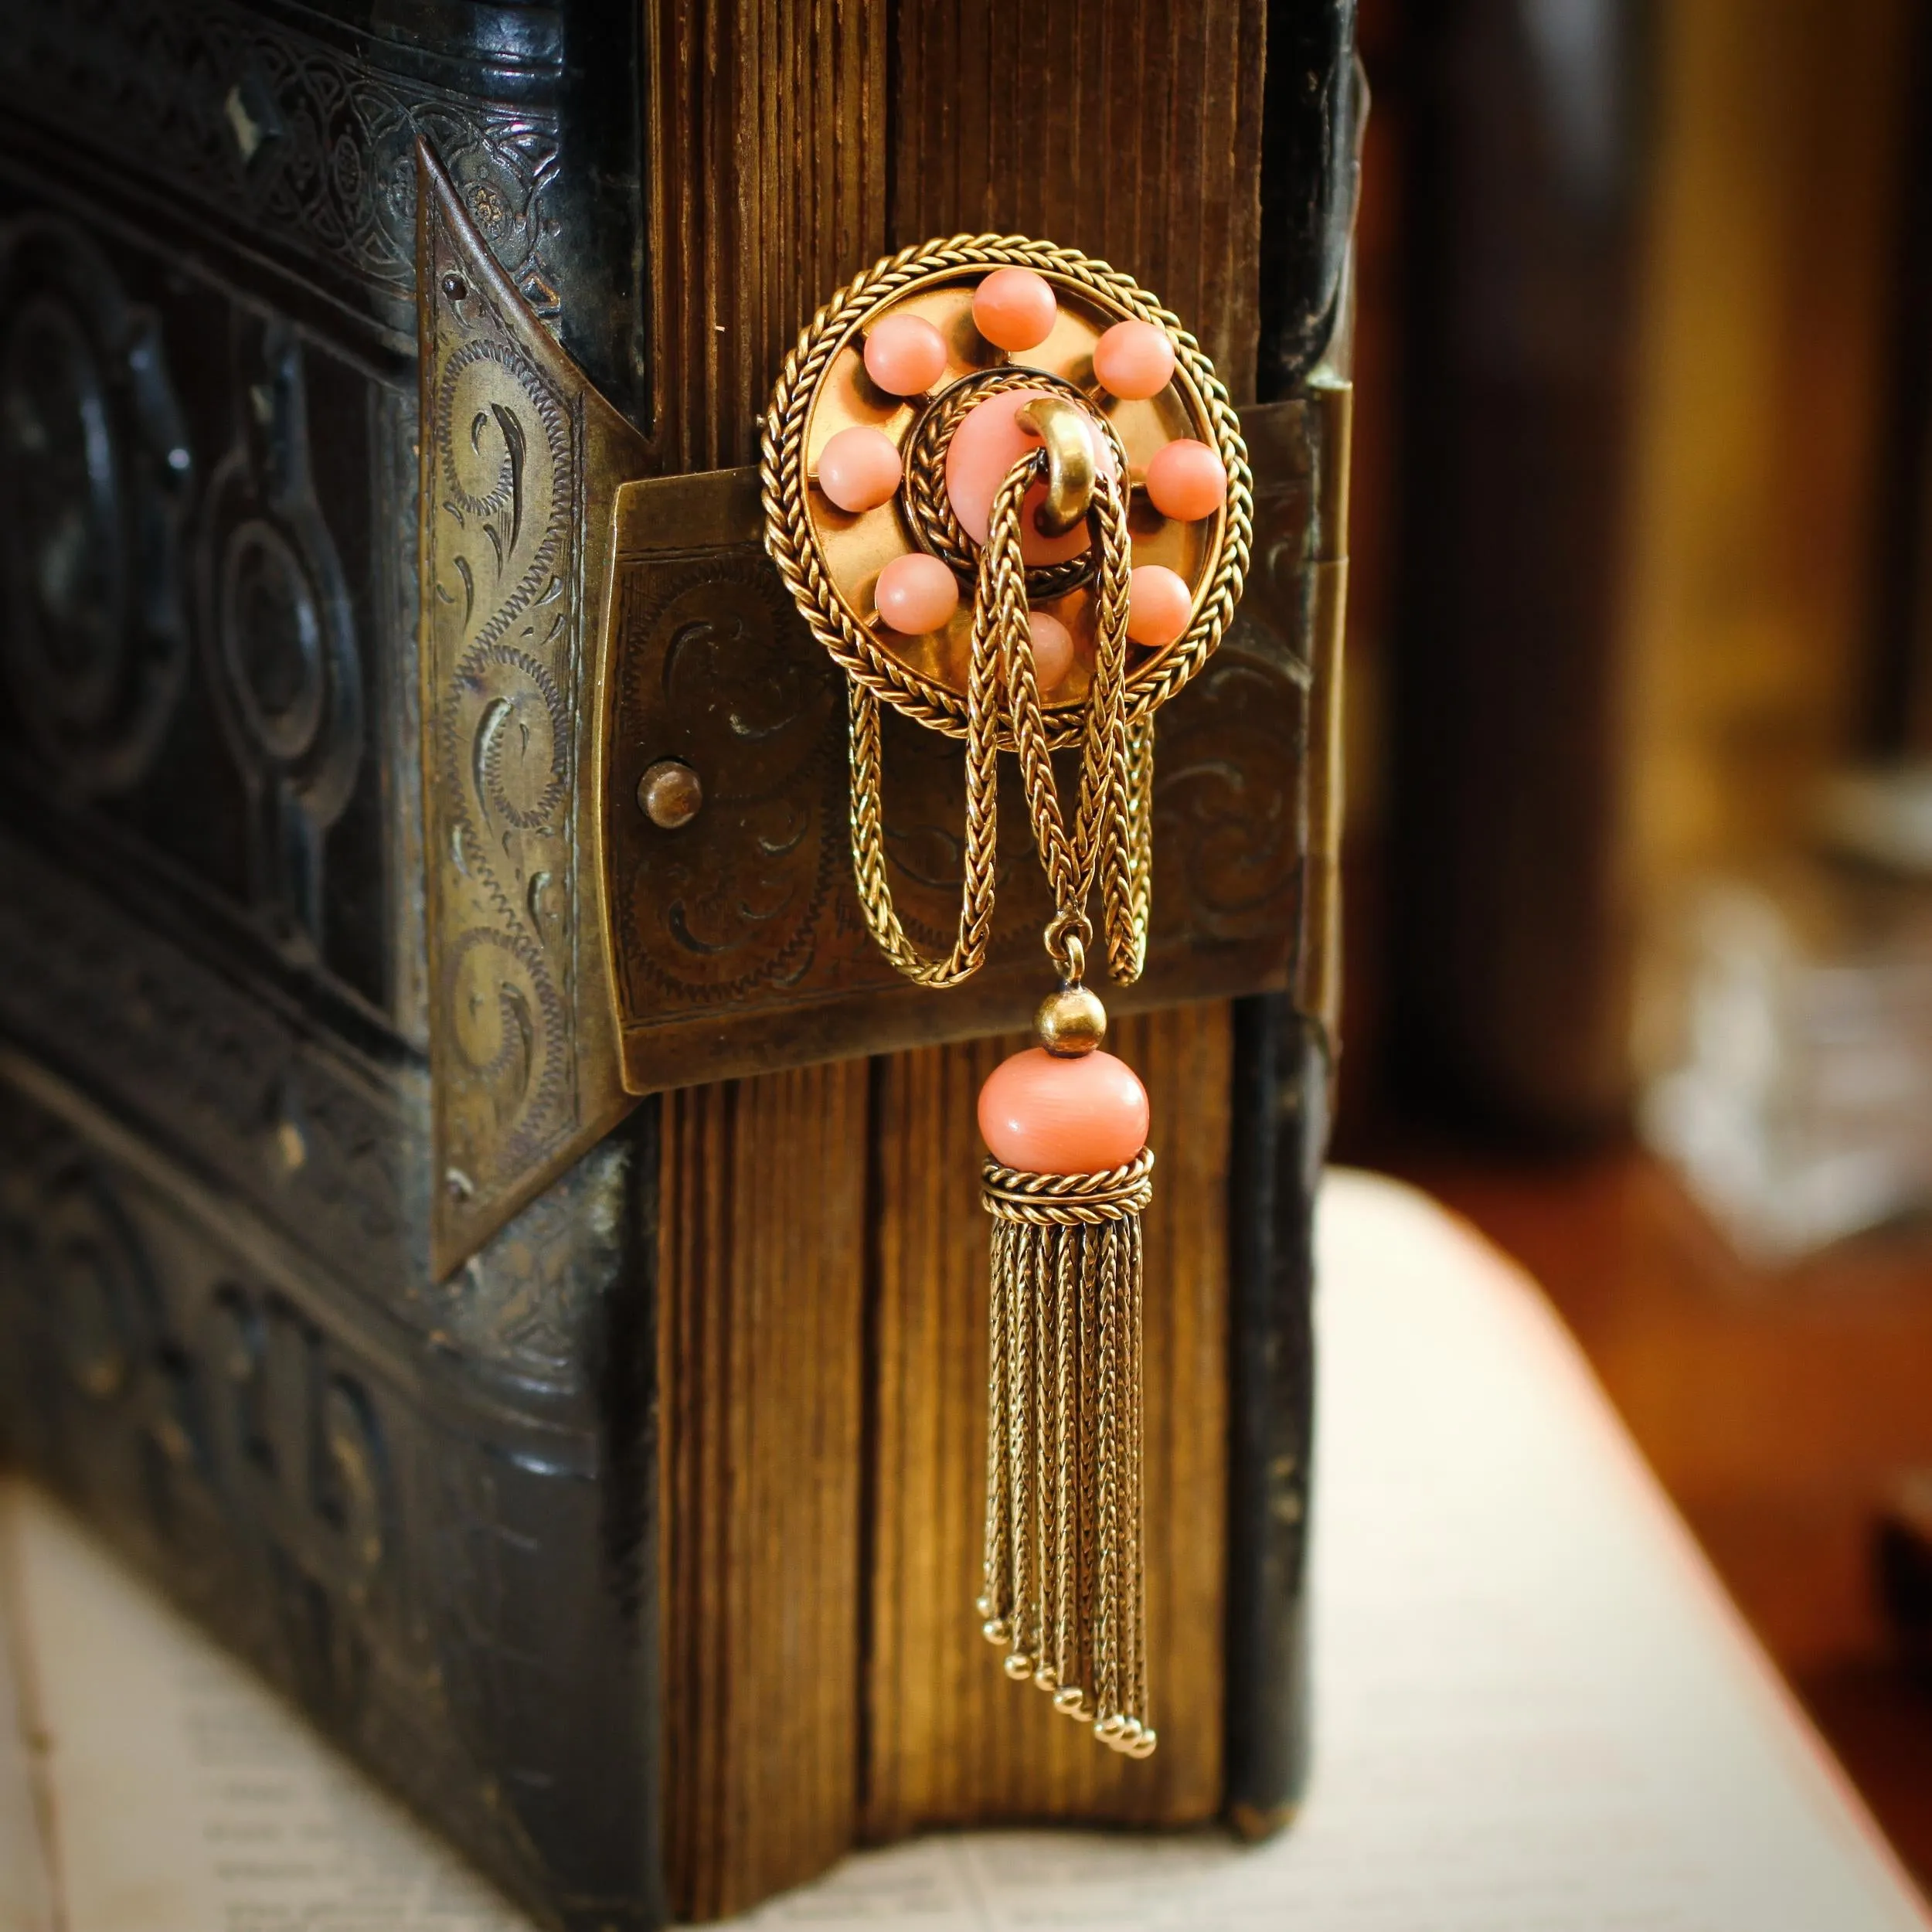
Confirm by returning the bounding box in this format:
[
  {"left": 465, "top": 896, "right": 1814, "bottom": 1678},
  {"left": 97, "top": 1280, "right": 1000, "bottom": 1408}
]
[{"left": 638, "top": 758, "right": 702, "bottom": 829}]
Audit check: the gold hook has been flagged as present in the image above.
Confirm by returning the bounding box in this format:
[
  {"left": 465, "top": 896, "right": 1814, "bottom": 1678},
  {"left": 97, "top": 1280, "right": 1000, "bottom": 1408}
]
[{"left": 1015, "top": 393, "right": 1097, "bottom": 538}]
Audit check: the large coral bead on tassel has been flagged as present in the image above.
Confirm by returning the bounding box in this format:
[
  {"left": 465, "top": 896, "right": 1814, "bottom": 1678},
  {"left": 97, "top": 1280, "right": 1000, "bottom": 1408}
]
[
  {"left": 976, "top": 989, "right": 1157, "bottom": 1758},
  {"left": 977, "top": 1046, "right": 1148, "bottom": 1174}
]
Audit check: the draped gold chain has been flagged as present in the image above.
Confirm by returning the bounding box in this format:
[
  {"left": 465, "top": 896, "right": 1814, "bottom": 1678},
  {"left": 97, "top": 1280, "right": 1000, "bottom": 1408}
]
[{"left": 846, "top": 437, "right": 1154, "bottom": 990}]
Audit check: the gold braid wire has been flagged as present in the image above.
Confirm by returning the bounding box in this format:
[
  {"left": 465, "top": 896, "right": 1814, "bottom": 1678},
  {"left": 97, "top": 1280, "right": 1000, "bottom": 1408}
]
[
  {"left": 1009, "top": 1219, "right": 1039, "bottom": 1678},
  {"left": 1117, "top": 1212, "right": 1149, "bottom": 1753},
  {"left": 761, "top": 232, "right": 1253, "bottom": 753},
  {"left": 990, "top": 459, "right": 1132, "bottom": 944},
  {"left": 981, "top": 461, "right": 1075, "bottom": 916},
  {"left": 1104, "top": 1227, "right": 1130, "bottom": 1746},
  {"left": 1033, "top": 1220, "right": 1053, "bottom": 1686},
  {"left": 1032, "top": 1213, "right": 1056, "bottom": 1696},
  {"left": 844, "top": 552, "right": 1002, "bottom": 986},
  {"left": 981, "top": 1151, "right": 1155, "bottom": 1220},
  {"left": 1126, "top": 1213, "right": 1154, "bottom": 1753},
  {"left": 1090, "top": 1209, "right": 1152, "bottom": 1757},
  {"left": 1105, "top": 718, "right": 1156, "bottom": 985},
  {"left": 1051, "top": 1228, "right": 1077, "bottom": 1703},
  {"left": 1030, "top": 1209, "right": 1058, "bottom": 1696},
  {"left": 1130, "top": 1223, "right": 1144, "bottom": 1721},
  {"left": 1066, "top": 1225, "right": 1099, "bottom": 1723},
  {"left": 1087, "top": 479, "right": 1142, "bottom": 985},
  {"left": 981, "top": 1158, "right": 1156, "bottom": 1746},
  {"left": 850, "top": 434, "right": 1146, "bottom": 994},
  {"left": 1037, "top": 1219, "right": 1059, "bottom": 1679},
  {"left": 992, "top": 1222, "right": 1022, "bottom": 1665},
  {"left": 1121, "top": 1216, "right": 1144, "bottom": 1750},
  {"left": 978, "top": 1216, "right": 1013, "bottom": 1643},
  {"left": 1094, "top": 1216, "right": 1123, "bottom": 1739}
]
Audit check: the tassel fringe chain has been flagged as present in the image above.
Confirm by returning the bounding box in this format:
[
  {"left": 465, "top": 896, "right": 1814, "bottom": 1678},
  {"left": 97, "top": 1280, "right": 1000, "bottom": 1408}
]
[{"left": 978, "top": 1151, "right": 1155, "bottom": 1757}]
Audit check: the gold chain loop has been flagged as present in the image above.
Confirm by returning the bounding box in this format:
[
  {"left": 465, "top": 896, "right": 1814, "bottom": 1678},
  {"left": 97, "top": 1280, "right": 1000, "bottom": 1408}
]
[
  {"left": 845, "top": 564, "right": 1002, "bottom": 986},
  {"left": 845, "top": 429, "right": 1155, "bottom": 992}
]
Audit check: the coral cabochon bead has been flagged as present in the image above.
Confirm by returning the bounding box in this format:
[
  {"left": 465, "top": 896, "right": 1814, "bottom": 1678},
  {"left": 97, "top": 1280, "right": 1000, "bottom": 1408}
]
[
  {"left": 1143, "top": 438, "right": 1227, "bottom": 521},
  {"left": 874, "top": 553, "right": 960, "bottom": 634},
  {"left": 863, "top": 313, "right": 949, "bottom": 396},
  {"left": 1027, "top": 610, "right": 1075, "bottom": 692},
  {"left": 973, "top": 267, "right": 1059, "bottom": 352},
  {"left": 1126, "top": 563, "right": 1193, "bottom": 647},
  {"left": 817, "top": 425, "right": 902, "bottom": 512},
  {"left": 978, "top": 1047, "right": 1149, "bottom": 1175},
  {"left": 1092, "top": 319, "right": 1175, "bottom": 400}
]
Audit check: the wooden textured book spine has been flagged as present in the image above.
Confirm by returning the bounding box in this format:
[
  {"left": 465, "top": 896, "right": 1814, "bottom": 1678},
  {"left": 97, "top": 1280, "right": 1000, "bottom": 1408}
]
[
  {"left": 657, "top": 1063, "right": 871, "bottom": 1917},
  {"left": 640, "top": 3, "right": 1328, "bottom": 1914}
]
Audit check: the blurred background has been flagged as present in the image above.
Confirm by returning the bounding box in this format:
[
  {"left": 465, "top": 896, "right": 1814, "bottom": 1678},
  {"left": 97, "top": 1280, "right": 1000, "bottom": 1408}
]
[{"left": 1341, "top": 0, "right": 1932, "bottom": 1884}]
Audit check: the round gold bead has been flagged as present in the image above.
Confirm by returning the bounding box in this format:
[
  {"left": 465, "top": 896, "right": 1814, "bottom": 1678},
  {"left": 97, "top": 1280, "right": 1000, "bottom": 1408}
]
[{"left": 1035, "top": 985, "right": 1107, "bottom": 1057}]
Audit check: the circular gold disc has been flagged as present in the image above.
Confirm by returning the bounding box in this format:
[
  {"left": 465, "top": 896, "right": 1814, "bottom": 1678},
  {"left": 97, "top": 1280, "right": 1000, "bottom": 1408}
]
[{"left": 764, "top": 236, "right": 1251, "bottom": 746}]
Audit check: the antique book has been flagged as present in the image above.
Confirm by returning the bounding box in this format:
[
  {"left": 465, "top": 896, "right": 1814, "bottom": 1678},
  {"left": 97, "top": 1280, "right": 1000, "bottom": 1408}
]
[
  {"left": 4, "top": 1173, "right": 1929, "bottom": 1931},
  {"left": 0, "top": 4, "right": 1359, "bottom": 1927}
]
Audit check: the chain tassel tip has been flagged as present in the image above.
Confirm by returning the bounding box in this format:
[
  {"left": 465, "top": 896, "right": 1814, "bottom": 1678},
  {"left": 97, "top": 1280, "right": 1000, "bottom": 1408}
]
[{"left": 981, "top": 1150, "right": 1155, "bottom": 1757}]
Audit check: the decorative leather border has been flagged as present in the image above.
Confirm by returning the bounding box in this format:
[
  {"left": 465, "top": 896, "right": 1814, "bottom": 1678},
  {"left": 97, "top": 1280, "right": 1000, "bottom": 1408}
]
[{"left": 2, "top": 0, "right": 564, "bottom": 325}]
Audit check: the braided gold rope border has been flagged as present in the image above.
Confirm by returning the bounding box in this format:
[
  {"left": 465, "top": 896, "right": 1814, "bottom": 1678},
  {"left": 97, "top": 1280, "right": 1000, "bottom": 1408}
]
[
  {"left": 761, "top": 233, "right": 1253, "bottom": 750},
  {"left": 982, "top": 1149, "right": 1156, "bottom": 1223}
]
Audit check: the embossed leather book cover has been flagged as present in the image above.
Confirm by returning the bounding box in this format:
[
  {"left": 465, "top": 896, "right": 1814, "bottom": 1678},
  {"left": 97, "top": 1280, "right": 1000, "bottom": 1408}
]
[{"left": 0, "top": 5, "right": 1359, "bottom": 1927}]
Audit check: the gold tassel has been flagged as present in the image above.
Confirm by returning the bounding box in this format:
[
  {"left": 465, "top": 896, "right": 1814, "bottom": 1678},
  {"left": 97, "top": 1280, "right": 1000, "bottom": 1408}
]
[{"left": 979, "top": 1151, "right": 1156, "bottom": 1757}]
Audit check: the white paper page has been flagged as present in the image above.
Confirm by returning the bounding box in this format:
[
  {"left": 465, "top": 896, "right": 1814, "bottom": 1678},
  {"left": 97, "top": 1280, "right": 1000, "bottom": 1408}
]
[
  {"left": 0, "top": 1484, "right": 526, "bottom": 1932},
  {"left": 7, "top": 1170, "right": 1930, "bottom": 1931},
  {"left": 0, "top": 1515, "right": 54, "bottom": 1932}
]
